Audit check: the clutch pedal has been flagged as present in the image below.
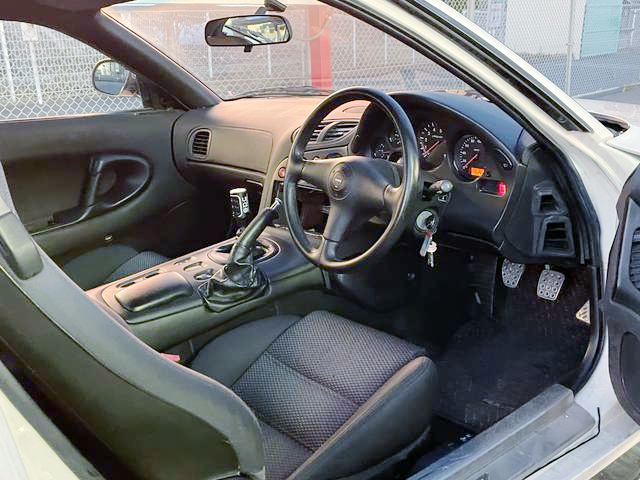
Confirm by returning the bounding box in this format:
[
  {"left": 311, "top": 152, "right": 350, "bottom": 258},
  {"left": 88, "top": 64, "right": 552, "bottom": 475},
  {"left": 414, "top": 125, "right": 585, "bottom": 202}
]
[
  {"left": 537, "top": 266, "right": 565, "bottom": 301},
  {"left": 501, "top": 259, "right": 525, "bottom": 288}
]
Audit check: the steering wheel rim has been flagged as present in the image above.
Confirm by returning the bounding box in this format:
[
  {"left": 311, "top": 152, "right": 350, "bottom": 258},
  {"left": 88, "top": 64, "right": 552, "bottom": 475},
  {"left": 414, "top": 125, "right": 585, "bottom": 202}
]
[{"left": 284, "top": 87, "right": 420, "bottom": 271}]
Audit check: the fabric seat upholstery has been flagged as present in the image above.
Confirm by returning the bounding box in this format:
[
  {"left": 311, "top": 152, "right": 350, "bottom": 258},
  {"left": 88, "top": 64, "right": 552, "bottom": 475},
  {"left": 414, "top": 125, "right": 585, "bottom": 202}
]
[
  {"left": 62, "top": 244, "right": 168, "bottom": 290},
  {"left": 191, "top": 310, "right": 438, "bottom": 480}
]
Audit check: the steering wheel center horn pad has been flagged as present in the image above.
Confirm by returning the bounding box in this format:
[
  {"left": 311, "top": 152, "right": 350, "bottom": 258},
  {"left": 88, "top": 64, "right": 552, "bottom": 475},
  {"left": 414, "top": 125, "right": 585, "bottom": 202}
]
[
  {"left": 284, "top": 87, "right": 421, "bottom": 271},
  {"left": 328, "top": 163, "right": 352, "bottom": 199}
]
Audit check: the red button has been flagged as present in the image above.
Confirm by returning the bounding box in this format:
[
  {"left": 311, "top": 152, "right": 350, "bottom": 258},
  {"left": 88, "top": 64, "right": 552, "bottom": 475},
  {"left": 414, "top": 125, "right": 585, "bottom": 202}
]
[
  {"left": 278, "top": 166, "right": 286, "bottom": 178},
  {"left": 497, "top": 181, "right": 507, "bottom": 198}
]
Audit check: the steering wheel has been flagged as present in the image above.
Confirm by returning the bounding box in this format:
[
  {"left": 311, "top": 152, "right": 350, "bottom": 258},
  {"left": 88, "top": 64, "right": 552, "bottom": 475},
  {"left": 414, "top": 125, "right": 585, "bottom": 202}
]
[{"left": 284, "top": 87, "right": 420, "bottom": 271}]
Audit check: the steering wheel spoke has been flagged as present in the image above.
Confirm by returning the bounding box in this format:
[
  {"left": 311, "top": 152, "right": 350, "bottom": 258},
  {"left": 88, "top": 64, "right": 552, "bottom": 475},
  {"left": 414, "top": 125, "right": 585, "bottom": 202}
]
[
  {"left": 310, "top": 236, "right": 339, "bottom": 264},
  {"left": 297, "top": 158, "right": 338, "bottom": 191},
  {"left": 383, "top": 185, "right": 403, "bottom": 214},
  {"left": 322, "top": 201, "right": 360, "bottom": 243}
]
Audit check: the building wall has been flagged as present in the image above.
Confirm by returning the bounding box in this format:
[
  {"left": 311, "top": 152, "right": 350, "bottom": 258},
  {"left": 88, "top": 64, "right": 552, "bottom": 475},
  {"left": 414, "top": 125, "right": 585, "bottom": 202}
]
[{"left": 504, "top": 0, "right": 587, "bottom": 57}]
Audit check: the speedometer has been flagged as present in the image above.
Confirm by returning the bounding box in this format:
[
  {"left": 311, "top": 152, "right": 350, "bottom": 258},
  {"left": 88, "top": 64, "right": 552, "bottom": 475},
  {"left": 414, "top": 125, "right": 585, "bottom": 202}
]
[
  {"left": 453, "top": 135, "right": 485, "bottom": 181},
  {"left": 417, "top": 121, "right": 446, "bottom": 169}
]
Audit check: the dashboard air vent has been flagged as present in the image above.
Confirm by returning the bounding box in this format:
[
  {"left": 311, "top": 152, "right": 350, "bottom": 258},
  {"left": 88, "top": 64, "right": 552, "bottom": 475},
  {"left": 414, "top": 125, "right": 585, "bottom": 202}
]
[
  {"left": 309, "top": 121, "right": 331, "bottom": 143},
  {"left": 630, "top": 228, "right": 640, "bottom": 289},
  {"left": 190, "top": 129, "right": 211, "bottom": 158},
  {"left": 323, "top": 121, "right": 359, "bottom": 141},
  {"left": 542, "top": 218, "right": 573, "bottom": 254}
]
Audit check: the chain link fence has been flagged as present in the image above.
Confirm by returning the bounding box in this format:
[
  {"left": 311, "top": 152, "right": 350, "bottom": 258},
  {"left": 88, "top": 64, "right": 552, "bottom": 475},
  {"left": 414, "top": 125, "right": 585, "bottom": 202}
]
[
  {"left": 110, "top": 4, "right": 467, "bottom": 99},
  {"left": 0, "top": 21, "right": 141, "bottom": 120},
  {"left": 0, "top": 1, "right": 639, "bottom": 121}
]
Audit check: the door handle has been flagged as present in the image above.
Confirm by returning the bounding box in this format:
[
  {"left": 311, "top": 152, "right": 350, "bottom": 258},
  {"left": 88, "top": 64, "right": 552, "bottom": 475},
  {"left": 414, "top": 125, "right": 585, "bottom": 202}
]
[{"left": 52, "top": 155, "right": 151, "bottom": 227}]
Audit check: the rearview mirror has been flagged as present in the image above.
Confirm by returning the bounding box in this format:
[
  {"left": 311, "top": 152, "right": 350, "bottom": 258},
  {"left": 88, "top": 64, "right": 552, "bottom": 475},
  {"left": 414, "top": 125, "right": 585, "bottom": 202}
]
[
  {"left": 205, "top": 15, "right": 292, "bottom": 47},
  {"left": 92, "top": 59, "right": 139, "bottom": 96}
]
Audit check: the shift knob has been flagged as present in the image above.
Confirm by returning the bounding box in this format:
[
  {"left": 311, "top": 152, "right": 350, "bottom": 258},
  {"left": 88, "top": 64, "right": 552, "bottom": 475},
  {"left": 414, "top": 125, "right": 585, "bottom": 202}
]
[{"left": 229, "top": 188, "right": 251, "bottom": 231}]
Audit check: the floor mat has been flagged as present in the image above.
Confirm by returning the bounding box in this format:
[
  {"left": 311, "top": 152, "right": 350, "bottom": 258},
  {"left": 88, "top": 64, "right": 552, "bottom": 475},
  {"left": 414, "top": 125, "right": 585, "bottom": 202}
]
[{"left": 435, "top": 264, "right": 592, "bottom": 432}]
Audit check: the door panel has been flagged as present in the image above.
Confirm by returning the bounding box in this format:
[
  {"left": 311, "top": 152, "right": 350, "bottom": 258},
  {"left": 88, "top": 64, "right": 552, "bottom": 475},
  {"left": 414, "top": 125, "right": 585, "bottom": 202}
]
[
  {"left": 605, "top": 165, "right": 640, "bottom": 424},
  {"left": 0, "top": 109, "right": 225, "bottom": 263},
  {"left": 51, "top": 154, "right": 152, "bottom": 228}
]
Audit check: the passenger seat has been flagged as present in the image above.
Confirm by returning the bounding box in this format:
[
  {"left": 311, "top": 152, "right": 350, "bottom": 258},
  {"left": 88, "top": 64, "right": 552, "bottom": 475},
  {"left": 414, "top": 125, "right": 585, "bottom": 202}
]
[
  {"left": 0, "top": 166, "right": 166, "bottom": 290},
  {"left": 62, "top": 244, "right": 167, "bottom": 290}
]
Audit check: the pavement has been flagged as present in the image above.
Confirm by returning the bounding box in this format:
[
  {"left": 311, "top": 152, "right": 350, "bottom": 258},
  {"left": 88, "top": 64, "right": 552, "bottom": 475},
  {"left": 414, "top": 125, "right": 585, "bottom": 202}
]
[
  {"left": 526, "top": 46, "right": 640, "bottom": 98},
  {"left": 592, "top": 442, "right": 640, "bottom": 479},
  {"left": 587, "top": 84, "right": 640, "bottom": 104}
]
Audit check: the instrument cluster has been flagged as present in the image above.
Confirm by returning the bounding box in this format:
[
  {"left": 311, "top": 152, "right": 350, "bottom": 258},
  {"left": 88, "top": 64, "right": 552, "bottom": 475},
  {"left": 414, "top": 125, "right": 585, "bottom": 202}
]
[{"left": 368, "top": 117, "right": 514, "bottom": 185}]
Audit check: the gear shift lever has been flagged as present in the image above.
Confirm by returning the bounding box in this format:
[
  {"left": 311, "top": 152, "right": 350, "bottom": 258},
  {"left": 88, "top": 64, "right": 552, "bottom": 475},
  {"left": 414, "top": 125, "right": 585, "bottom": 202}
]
[
  {"left": 229, "top": 187, "right": 251, "bottom": 233},
  {"left": 199, "top": 198, "right": 282, "bottom": 311}
]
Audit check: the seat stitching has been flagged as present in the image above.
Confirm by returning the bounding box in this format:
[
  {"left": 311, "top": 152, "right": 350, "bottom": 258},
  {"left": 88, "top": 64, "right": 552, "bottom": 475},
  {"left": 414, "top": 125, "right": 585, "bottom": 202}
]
[
  {"left": 230, "top": 316, "right": 302, "bottom": 388},
  {"left": 258, "top": 419, "right": 313, "bottom": 455},
  {"left": 261, "top": 350, "right": 359, "bottom": 410},
  {"left": 245, "top": 353, "right": 357, "bottom": 452}
]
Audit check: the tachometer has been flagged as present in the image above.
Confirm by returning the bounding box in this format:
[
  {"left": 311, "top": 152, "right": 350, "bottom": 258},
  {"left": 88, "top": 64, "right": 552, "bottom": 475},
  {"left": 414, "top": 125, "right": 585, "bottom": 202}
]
[
  {"left": 453, "top": 135, "right": 485, "bottom": 180},
  {"left": 388, "top": 130, "right": 401, "bottom": 148},
  {"left": 417, "top": 121, "right": 446, "bottom": 169},
  {"left": 372, "top": 140, "right": 389, "bottom": 159}
]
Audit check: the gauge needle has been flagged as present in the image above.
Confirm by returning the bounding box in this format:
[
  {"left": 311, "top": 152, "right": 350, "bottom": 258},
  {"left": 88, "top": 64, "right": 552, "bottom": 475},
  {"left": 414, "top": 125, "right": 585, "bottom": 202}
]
[
  {"left": 426, "top": 141, "right": 441, "bottom": 155},
  {"left": 463, "top": 153, "right": 479, "bottom": 168}
]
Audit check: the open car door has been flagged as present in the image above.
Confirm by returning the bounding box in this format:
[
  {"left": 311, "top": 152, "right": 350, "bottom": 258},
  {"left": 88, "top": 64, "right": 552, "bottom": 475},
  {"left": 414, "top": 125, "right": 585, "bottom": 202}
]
[{"left": 605, "top": 165, "right": 640, "bottom": 423}]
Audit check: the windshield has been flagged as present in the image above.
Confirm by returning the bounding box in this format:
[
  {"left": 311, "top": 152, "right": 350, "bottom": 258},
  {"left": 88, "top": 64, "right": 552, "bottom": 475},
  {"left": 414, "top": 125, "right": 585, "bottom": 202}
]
[
  {"left": 105, "top": 0, "right": 640, "bottom": 110},
  {"left": 104, "top": 1, "right": 469, "bottom": 100}
]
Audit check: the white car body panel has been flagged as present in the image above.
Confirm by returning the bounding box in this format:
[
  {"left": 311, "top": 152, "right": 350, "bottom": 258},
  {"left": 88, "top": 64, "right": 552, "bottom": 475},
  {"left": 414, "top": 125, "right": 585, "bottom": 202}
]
[
  {"left": 0, "top": 389, "right": 78, "bottom": 480},
  {"left": 577, "top": 98, "right": 640, "bottom": 157}
]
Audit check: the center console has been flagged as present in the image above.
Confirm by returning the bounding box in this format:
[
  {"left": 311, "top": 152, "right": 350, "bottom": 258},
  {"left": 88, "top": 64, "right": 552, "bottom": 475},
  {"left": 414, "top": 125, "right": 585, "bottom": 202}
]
[{"left": 87, "top": 225, "right": 323, "bottom": 350}]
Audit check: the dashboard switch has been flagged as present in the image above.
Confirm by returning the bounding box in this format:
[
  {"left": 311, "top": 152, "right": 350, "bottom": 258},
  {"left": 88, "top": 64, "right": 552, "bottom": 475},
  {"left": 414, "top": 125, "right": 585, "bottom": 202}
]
[
  {"left": 184, "top": 261, "right": 203, "bottom": 271},
  {"left": 194, "top": 269, "right": 215, "bottom": 281},
  {"left": 479, "top": 179, "right": 508, "bottom": 198}
]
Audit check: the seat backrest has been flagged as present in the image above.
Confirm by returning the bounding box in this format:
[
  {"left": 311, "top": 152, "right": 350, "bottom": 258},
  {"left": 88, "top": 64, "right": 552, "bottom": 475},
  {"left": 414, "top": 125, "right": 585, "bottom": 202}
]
[{"left": 0, "top": 163, "right": 264, "bottom": 480}]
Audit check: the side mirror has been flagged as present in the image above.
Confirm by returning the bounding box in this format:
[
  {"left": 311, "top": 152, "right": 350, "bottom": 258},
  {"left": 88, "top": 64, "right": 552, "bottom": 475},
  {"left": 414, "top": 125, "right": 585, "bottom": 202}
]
[
  {"left": 92, "top": 60, "right": 139, "bottom": 96},
  {"left": 205, "top": 15, "right": 292, "bottom": 47}
]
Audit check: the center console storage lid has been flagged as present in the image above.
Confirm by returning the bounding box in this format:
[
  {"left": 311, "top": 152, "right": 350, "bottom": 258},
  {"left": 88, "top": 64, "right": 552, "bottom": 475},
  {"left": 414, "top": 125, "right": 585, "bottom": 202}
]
[{"left": 115, "top": 272, "right": 193, "bottom": 312}]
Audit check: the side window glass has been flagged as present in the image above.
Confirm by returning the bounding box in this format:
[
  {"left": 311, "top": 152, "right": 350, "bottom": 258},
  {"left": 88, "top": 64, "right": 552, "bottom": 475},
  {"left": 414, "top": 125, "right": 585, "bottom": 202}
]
[{"left": 0, "top": 22, "right": 143, "bottom": 121}]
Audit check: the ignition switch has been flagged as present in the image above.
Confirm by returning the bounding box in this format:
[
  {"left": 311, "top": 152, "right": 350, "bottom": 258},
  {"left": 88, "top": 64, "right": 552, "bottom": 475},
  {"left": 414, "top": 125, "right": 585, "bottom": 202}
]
[{"left": 415, "top": 209, "right": 438, "bottom": 234}]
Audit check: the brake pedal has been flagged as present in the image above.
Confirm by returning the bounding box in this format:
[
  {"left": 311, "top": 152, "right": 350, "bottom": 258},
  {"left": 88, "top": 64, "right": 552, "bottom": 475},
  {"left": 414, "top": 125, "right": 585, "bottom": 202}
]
[
  {"left": 537, "top": 266, "right": 565, "bottom": 301},
  {"left": 501, "top": 259, "right": 525, "bottom": 288}
]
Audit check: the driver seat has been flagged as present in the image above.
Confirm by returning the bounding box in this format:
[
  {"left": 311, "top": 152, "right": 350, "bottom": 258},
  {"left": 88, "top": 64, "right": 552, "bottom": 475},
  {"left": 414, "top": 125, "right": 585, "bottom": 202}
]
[
  {"left": 0, "top": 161, "right": 437, "bottom": 479},
  {"left": 191, "top": 311, "right": 437, "bottom": 479}
]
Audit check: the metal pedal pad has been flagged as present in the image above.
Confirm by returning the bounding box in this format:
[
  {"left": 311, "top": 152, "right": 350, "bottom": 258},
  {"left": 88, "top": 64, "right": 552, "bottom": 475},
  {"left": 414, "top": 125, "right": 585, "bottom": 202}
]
[
  {"left": 576, "top": 300, "right": 590, "bottom": 324},
  {"left": 501, "top": 259, "right": 525, "bottom": 288},
  {"left": 537, "top": 268, "right": 565, "bottom": 301}
]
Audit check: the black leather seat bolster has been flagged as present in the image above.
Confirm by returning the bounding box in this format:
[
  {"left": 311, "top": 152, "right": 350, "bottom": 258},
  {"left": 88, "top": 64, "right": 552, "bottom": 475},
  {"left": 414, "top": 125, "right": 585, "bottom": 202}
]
[{"left": 290, "top": 355, "right": 438, "bottom": 479}]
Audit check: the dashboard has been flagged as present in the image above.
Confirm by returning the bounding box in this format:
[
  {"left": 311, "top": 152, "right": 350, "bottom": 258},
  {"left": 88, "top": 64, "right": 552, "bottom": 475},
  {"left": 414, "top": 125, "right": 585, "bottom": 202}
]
[{"left": 173, "top": 92, "right": 578, "bottom": 264}]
